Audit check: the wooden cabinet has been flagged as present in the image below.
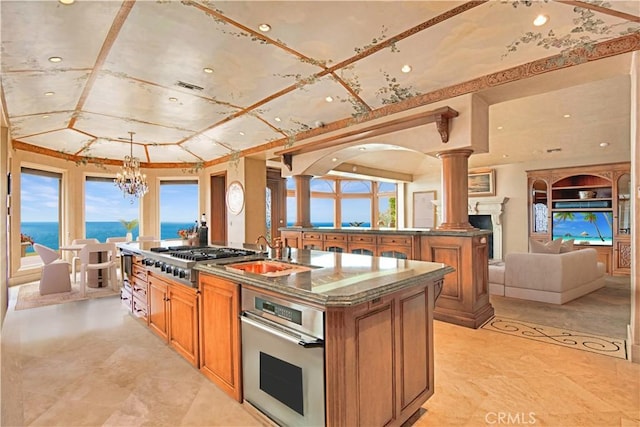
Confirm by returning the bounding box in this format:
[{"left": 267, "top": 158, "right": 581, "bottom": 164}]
[
  {"left": 348, "top": 234, "right": 377, "bottom": 256},
  {"left": 198, "top": 273, "right": 242, "bottom": 402},
  {"left": 323, "top": 233, "right": 348, "bottom": 252},
  {"left": 167, "top": 283, "right": 199, "bottom": 367},
  {"left": 302, "top": 231, "right": 323, "bottom": 250},
  {"left": 527, "top": 162, "right": 630, "bottom": 276},
  {"left": 377, "top": 235, "right": 414, "bottom": 259},
  {"left": 325, "top": 281, "right": 437, "bottom": 426},
  {"left": 148, "top": 275, "right": 169, "bottom": 340},
  {"left": 121, "top": 257, "right": 150, "bottom": 323},
  {"left": 148, "top": 274, "right": 199, "bottom": 367}
]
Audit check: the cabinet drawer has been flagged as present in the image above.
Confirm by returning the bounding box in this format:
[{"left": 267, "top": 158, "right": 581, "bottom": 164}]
[
  {"left": 132, "top": 264, "right": 148, "bottom": 281},
  {"left": 120, "top": 287, "right": 133, "bottom": 311},
  {"left": 132, "top": 295, "right": 148, "bottom": 319},
  {"left": 324, "top": 233, "right": 347, "bottom": 242},
  {"left": 377, "top": 235, "right": 412, "bottom": 246},
  {"left": 303, "top": 232, "right": 323, "bottom": 240},
  {"left": 348, "top": 234, "right": 376, "bottom": 244},
  {"left": 132, "top": 278, "right": 148, "bottom": 300}
]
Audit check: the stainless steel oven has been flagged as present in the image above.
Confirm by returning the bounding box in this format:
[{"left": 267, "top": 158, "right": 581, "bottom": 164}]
[{"left": 241, "top": 289, "right": 325, "bottom": 427}]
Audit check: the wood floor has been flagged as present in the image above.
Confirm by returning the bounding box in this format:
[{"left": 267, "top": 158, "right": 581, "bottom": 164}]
[{"left": 1, "top": 282, "right": 638, "bottom": 427}]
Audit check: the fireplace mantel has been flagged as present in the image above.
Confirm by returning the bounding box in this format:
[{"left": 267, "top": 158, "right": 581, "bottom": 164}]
[{"left": 433, "top": 197, "right": 508, "bottom": 260}]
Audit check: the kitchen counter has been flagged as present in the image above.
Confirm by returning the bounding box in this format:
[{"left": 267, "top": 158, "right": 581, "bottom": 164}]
[
  {"left": 280, "top": 225, "right": 491, "bottom": 237},
  {"left": 195, "top": 248, "right": 453, "bottom": 307}
]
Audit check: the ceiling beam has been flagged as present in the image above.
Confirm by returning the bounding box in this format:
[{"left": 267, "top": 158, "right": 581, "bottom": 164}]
[{"left": 275, "top": 107, "right": 458, "bottom": 171}]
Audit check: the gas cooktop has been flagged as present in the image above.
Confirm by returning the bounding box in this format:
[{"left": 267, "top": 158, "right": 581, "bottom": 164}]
[{"left": 150, "top": 245, "right": 258, "bottom": 262}]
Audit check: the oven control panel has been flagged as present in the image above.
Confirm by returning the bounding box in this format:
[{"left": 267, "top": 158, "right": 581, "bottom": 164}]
[
  {"left": 256, "top": 297, "right": 302, "bottom": 325},
  {"left": 242, "top": 289, "right": 324, "bottom": 340}
]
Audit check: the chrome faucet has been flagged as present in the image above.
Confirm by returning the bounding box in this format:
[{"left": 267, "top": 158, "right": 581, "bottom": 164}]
[{"left": 255, "top": 235, "right": 285, "bottom": 259}]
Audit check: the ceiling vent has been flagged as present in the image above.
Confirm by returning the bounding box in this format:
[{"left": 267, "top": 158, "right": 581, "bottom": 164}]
[{"left": 176, "top": 80, "right": 204, "bottom": 91}]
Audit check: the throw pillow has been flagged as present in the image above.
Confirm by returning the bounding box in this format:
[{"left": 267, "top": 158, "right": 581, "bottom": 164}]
[
  {"left": 529, "top": 238, "right": 562, "bottom": 254},
  {"left": 559, "top": 239, "right": 575, "bottom": 253}
]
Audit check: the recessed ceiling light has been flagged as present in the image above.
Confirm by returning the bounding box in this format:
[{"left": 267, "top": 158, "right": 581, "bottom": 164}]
[
  {"left": 44, "top": 91, "right": 54, "bottom": 96},
  {"left": 203, "top": 67, "right": 214, "bottom": 74},
  {"left": 274, "top": 117, "right": 281, "bottom": 122},
  {"left": 533, "top": 14, "right": 548, "bottom": 26},
  {"left": 259, "top": 23, "right": 271, "bottom": 32},
  {"left": 401, "top": 64, "right": 412, "bottom": 73},
  {"left": 497, "top": 126, "right": 503, "bottom": 130},
  {"left": 359, "top": 147, "right": 366, "bottom": 151},
  {"left": 169, "top": 97, "right": 178, "bottom": 102},
  {"left": 325, "top": 96, "right": 334, "bottom": 103},
  {"left": 502, "top": 154, "right": 509, "bottom": 158},
  {"left": 331, "top": 157, "right": 338, "bottom": 162},
  {"left": 42, "top": 115, "right": 49, "bottom": 119},
  {"left": 563, "top": 114, "right": 571, "bottom": 118},
  {"left": 239, "top": 131, "right": 245, "bottom": 136},
  {"left": 599, "top": 142, "right": 610, "bottom": 147},
  {"left": 48, "top": 56, "right": 62, "bottom": 63},
  {"left": 59, "top": 0, "right": 75, "bottom": 4}
]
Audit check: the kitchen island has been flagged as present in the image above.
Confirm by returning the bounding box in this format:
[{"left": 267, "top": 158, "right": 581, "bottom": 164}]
[
  {"left": 118, "top": 241, "right": 453, "bottom": 427},
  {"left": 280, "top": 226, "right": 495, "bottom": 329}
]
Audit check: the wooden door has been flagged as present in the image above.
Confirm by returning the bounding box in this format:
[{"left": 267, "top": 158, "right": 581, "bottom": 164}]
[
  {"left": 168, "top": 284, "right": 199, "bottom": 367},
  {"left": 148, "top": 276, "right": 168, "bottom": 341},
  {"left": 198, "top": 273, "right": 242, "bottom": 401},
  {"left": 210, "top": 173, "right": 227, "bottom": 245}
]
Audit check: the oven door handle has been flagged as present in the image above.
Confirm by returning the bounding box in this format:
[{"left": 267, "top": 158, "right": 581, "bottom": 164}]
[{"left": 241, "top": 312, "right": 324, "bottom": 349}]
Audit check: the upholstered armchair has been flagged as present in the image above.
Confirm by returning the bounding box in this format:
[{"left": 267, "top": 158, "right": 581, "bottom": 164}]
[{"left": 33, "top": 243, "right": 71, "bottom": 296}]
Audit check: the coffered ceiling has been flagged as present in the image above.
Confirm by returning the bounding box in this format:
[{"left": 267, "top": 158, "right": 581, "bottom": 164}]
[{"left": 1, "top": 1, "right": 639, "bottom": 176}]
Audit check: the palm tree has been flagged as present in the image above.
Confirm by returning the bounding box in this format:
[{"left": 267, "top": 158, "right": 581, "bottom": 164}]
[{"left": 582, "top": 212, "right": 605, "bottom": 242}]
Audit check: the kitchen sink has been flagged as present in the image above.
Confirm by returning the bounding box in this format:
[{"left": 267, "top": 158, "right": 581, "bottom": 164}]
[{"left": 224, "top": 260, "right": 314, "bottom": 277}]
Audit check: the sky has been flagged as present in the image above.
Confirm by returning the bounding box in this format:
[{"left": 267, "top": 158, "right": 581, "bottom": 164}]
[{"left": 21, "top": 173, "right": 197, "bottom": 223}]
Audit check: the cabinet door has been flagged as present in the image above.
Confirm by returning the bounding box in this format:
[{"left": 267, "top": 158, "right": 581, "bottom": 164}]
[
  {"left": 198, "top": 274, "right": 242, "bottom": 401},
  {"left": 168, "top": 285, "right": 199, "bottom": 367},
  {"left": 148, "top": 276, "right": 169, "bottom": 341}
]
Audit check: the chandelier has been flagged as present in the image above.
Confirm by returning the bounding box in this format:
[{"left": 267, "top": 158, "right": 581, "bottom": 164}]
[{"left": 114, "top": 131, "right": 149, "bottom": 200}]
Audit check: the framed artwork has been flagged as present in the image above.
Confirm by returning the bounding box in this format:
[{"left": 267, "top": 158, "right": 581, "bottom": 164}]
[
  {"left": 413, "top": 190, "right": 436, "bottom": 228},
  {"left": 468, "top": 169, "right": 495, "bottom": 197}
]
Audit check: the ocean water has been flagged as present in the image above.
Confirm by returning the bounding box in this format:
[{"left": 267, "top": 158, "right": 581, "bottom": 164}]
[{"left": 20, "top": 221, "right": 195, "bottom": 254}]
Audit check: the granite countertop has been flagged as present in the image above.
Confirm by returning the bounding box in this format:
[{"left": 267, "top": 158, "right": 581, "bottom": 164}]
[
  {"left": 195, "top": 248, "right": 454, "bottom": 308},
  {"left": 280, "top": 226, "right": 491, "bottom": 237}
]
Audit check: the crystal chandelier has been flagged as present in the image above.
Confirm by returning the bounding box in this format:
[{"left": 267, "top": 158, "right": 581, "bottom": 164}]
[{"left": 114, "top": 131, "right": 148, "bottom": 201}]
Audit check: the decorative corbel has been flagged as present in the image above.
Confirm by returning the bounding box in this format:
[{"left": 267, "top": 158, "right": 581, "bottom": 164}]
[
  {"left": 282, "top": 153, "right": 293, "bottom": 171},
  {"left": 435, "top": 113, "right": 450, "bottom": 143}
]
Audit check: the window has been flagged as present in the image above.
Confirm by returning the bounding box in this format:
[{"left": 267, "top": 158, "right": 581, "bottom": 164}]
[
  {"left": 21, "top": 167, "right": 62, "bottom": 256},
  {"left": 159, "top": 180, "right": 198, "bottom": 240},
  {"left": 376, "top": 182, "right": 397, "bottom": 227},
  {"left": 286, "top": 176, "right": 397, "bottom": 228},
  {"left": 85, "top": 177, "right": 140, "bottom": 241}
]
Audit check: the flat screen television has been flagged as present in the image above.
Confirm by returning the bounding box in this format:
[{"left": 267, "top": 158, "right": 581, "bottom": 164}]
[{"left": 552, "top": 211, "right": 613, "bottom": 246}]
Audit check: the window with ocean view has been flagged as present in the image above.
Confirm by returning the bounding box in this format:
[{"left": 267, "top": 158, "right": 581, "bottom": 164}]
[
  {"left": 160, "top": 180, "right": 198, "bottom": 240},
  {"left": 285, "top": 177, "right": 397, "bottom": 228},
  {"left": 85, "top": 177, "right": 140, "bottom": 242},
  {"left": 21, "top": 167, "right": 62, "bottom": 255}
]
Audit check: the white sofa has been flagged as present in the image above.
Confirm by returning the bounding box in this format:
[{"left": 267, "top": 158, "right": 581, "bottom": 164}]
[{"left": 489, "top": 248, "right": 606, "bottom": 304}]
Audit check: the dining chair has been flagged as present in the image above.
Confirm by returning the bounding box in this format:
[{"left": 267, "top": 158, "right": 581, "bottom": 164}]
[
  {"left": 70, "top": 238, "right": 99, "bottom": 284},
  {"left": 33, "top": 243, "right": 71, "bottom": 295},
  {"left": 137, "top": 236, "right": 156, "bottom": 241},
  {"left": 78, "top": 242, "right": 119, "bottom": 297}
]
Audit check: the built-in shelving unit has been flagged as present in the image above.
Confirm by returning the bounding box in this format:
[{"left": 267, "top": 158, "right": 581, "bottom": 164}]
[{"left": 527, "top": 162, "right": 631, "bottom": 276}]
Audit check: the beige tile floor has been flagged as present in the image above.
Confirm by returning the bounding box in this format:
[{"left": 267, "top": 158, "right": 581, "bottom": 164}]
[{"left": 1, "top": 285, "right": 639, "bottom": 427}]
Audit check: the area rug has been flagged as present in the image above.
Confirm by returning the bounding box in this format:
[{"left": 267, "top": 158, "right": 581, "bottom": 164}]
[
  {"left": 14, "top": 282, "right": 119, "bottom": 311},
  {"left": 481, "top": 317, "right": 627, "bottom": 360}
]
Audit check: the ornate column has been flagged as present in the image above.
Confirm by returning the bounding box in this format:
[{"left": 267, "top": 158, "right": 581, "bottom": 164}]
[
  {"left": 294, "top": 175, "right": 313, "bottom": 227},
  {"left": 436, "top": 148, "right": 475, "bottom": 230}
]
